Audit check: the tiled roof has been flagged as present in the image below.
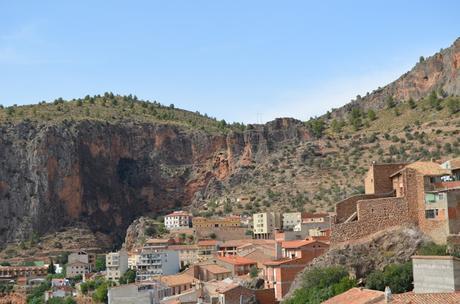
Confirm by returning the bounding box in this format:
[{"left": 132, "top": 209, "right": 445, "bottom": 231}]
[
  {"left": 392, "top": 161, "right": 451, "bottom": 177},
  {"left": 281, "top": 239, "right": 324, "bottom": 249},
  {"left": 448, "top": 158, "right": 460, "bottom": 170},
  {"left": 201, "top": 264, "right": 231, "bottom": 274},
  {"left": 216, "top": 255, "right": 257, "bottom": 266},
  {"left": 301, "top": 212, "right": 329, "bottom": 219},
  {"left": 197, "top": 239, "right": 219, "bottom": 246},
  {"left": 263, "top": 257, "right": 296, "bottom": 266},
  {"left": 145, "top": 238, "right": 173, "bottom": 245},
  {"left": 392, "top": 291, "right": 460, "bottom": 304},
  {"left": 322, "top": 287, "right": 384, "bottom": 304},
  {"left": 153, "top": 273, "right": 196, "bottom": 287},
  {"left": 167, "top": 244, "right": 198, "bottom": 251}
]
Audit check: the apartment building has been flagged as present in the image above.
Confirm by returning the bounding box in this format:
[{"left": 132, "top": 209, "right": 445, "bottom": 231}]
[
  {"left": 167, "top": 244, "right": 199, "bottom": 269},
  {"left": 253, "top": 212, "right": 281, "bottom": 239},
  {"left": 106, "top": 249, "right": 129, "bottom": 282},
  {"left": 192, "top": 216, "right": 241, "bottom": 229},
  {"left": 135, "top": 242, "right": 179, "bottom": 281},
  {"left": 282, "top": 212, "right": 301, "bottom": 231}
]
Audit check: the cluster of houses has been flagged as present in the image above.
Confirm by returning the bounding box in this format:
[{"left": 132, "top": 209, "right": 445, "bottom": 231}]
[
  {"left": 105, "top": 210, "right": 332, "bottom": 303},
  {"left": 5, "top": 158, "right": 460, "bottom": 303}
]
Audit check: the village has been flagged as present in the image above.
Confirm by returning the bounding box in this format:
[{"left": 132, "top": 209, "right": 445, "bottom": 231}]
[{"left": 3, "top": 158, "right": 460, "bottom": 303}]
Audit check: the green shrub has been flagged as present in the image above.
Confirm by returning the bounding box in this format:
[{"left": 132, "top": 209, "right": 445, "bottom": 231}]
[
  {"left": 366, "top": 262, "right": 412, "bottom": 293},
  {"left": 285, "top": 266, "right": 356, "bottom": 304}
]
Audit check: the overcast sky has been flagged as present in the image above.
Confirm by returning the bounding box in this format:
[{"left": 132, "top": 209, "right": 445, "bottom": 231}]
[{"left": 1, "top": 1, "right": 459, "bottom": 123}]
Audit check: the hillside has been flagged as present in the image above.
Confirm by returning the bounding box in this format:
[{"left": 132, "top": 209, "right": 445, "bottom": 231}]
[{"left": 0, "top": 37, "right": 460, "bottom": 255}]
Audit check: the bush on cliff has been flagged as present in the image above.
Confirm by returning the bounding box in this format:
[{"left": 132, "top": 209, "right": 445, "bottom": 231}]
[
  {"left": 284, "top": 266, "right": 356, "bottom": 304},
  {"left": 365, "top": 262, "right": 412, "bottom": 293}
]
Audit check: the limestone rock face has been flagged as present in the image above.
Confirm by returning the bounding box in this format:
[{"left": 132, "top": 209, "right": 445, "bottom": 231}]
[
  {"left": 0, "top": 118, "right": 309, "bottom": 247},
  {"left": 333, "top": 38, "right": 460, "bottom": 117}
]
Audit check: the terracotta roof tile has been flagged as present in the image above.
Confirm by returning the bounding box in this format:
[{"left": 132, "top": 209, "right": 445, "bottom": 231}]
[
  {"left": 322, "top": 287, "right": 384, "bottom": 304},
  {"left": 393, "top": 161, "right": 451, "bottom": 177},
  {"left": 197, "top": 239, "right": 219, "bottom": 246},
  {"left": 201, "top": 264, "right": 231, "bottom": 274},
  {"left": 216, "top": 255, "right": 257, "bottom": 266},
  {"left": 281, "top": 239, "right": 327, "bottom": 249},
  {"left": 392, "top": 291, "right": 460, "bottom": 304},
  {"left": 152, "top": 274, "right": 197, "bottom": 287}
]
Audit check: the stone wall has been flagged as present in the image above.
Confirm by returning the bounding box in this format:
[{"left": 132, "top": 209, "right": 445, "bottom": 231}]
[
  {"left": 335, "top": 193, "right": 394, "bottom": 224},
  {"left": 331, "top": 197, "right": 410, "bottom": 244}
]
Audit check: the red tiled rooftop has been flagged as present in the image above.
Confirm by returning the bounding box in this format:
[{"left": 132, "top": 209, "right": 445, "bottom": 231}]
[
  {"left": 392, "top": 291, "right": 460, "bottom": 304},
  {"left": 322, "top": 287, "right": 384, "bottom": 304},
  {"left": 281, "top": 239, "right": 324, "bottom": 249},
  {"left": 216, "top": 255, "right": 257, "bottom": 266},
  {"left": 201, "top": 264, "right": 231, "bottom": 274},
  {"left": 197, "top": 239, "right": 219, "bottom": 246}
]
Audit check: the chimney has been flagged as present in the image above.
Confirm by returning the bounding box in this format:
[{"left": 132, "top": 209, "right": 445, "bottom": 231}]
[
  {"left": 275, "top": 242, "right": 282, "bottom": 259},
  {"left": 384, "top": 286, "right": 392, "bottom": 303}
]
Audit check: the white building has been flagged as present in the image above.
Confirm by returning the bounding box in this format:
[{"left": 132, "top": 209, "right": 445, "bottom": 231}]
[
  {"left": 108, "top": 281, "right": 172, "bottom": 304},
  {"left": 106, "top": 249, "right": 129, "bottom": 282},
  {"left": 164, "top": 211, "right": 192, "bottom": 230},
  {"left": 253, "top": 212, "right": 281, "bottom": 239},
  {"left": 282, "top": 212, "right": 302, "bottom": 231},
  {"left": 135, "top": 243, "right": 180, "bottom": 281}
]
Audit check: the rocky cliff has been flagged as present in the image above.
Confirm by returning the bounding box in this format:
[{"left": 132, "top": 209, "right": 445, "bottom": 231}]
[
  {"left": 0, "top": 118, "right": 310, "bottom": 248},
  {"left": 333, "top": 37, "right": 460, "bottom": 117}
]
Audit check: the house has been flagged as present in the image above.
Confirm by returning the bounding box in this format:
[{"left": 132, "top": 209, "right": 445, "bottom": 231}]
[
  {"left": 215, "top": 255, "right": 257, "bottom": 276},
  {"left": 197, "top": 239, "right": 220, "bottom": 261},
  {"left": 184, "top": 263, "right": 232, "bottom": 282},
  {"left": 152, "top": 273, "right": 198, "bottom": 296},
  {"left": 253, "top": 212, "right": 281, "bottom": 239},
  {"left": 282, "top": 212, "right": 302, "bottom": 231},
  {"left": 135, "top": 242, "right": 180, "bottom": 281},
  {"left": 108, "top": 281, "right": 172, "bottom": 304},
  {"left": 192, "top": 216, "right": 241, "bottom": 229},
  {"left": 106, "top": 249, "right": 129, "bottom": 282},
  {"left": 164, "top": 211, "right": 192, "bottom": 230},
  {"left": 167, "top": 244, "right": 199, "bottom": 269},
  {"left": 202, "top": 278, "right": 276, "bottom": 304},
  {"left": 264, "top": 239, "right": 329, "bottom": 300},
  {"left": 66, "top": 251, "right": 94, "bottom": 277}
]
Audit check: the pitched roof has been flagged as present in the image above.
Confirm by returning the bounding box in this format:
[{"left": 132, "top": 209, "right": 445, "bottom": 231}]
[
  {"left": 322, "top": 287, "right": 384, "bottom": 304},
  {"left": 201, "top": 264, "right": 231, "bottom": 274},
  {"left": 167, "top": 244, "right": 198, "bottom": 251},
  {"left": 153, "top": 273, "right": 197, "bottom": 287},
  {"left": 447, "top": 158, "right": 460, "bottom": 170},
  {"left": 392, "top": 161, "right": 451, "bottom": 177},
  {"left": 301, "top": 212, "right": 329, "bottom": 219},
  {"left": 216, "top": 255, "right": 257, "bottom": 266},
  {"left": 392, "top": 291, "right": 460, "bottom": 304},
  {"left": 281, "top": 239, "right": 326, "bottom": 249},
  {"left": 197, "top": 239, "right": 219, "bottom": 246}
]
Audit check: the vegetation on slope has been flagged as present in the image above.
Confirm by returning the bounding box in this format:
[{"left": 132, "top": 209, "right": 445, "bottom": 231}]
[{"left": 0, "top": 92, "right": 246, "bottom": 133}]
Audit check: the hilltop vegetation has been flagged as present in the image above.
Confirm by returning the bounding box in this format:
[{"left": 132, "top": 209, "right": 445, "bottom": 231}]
[{"left": 0, "top": 92, "right": 246, "bottom": 133}]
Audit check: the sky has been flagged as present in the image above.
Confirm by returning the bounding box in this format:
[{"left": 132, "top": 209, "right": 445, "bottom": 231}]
[{"left": 1, "top": 1, "right": 459, "bottom": 123}]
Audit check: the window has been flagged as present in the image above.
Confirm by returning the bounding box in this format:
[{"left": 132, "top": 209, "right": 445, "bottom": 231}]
[{"left": 425, "top": 209, "right": 436, "bottom": 219}]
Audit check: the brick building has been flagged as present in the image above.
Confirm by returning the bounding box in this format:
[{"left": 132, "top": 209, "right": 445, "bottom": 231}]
[
  {"left": 263, "top": 239, "right": 329, "bottom": 300},
  {"left": 215, "top": 255, "right": 257, "bottom": 276},
  {"left": 192, "top": 216, "right": 241, "bottom": 229}
]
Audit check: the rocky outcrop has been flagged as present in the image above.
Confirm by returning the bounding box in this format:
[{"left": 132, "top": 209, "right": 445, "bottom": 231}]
[
  {"left": 333, "top": 37, "right": 460, "bottom": 117},
  {"left": 285, "top": 226, "right": 429, "bottom": 299},
  {"left": 0, "top": 118, "right": 310, "bottom": 248}
]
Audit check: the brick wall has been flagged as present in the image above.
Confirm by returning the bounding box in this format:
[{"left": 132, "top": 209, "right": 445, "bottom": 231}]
[{"left": 331, "top": 197, "right": 409, "bottom": 244}]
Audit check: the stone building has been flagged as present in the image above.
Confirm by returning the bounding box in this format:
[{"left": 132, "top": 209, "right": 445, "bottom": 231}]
[
  {"left": 192, "top": 216, "right": 241, "bottom": 229},
  {"left": 332, "top": 160, "right": 460, "bottom": 245}
]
